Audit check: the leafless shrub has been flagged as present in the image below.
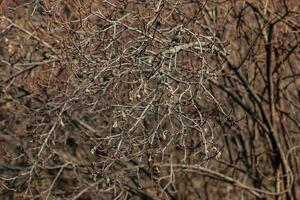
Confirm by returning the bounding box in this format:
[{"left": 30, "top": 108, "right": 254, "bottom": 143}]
[{"left": 0, "top": 0, "right": 299, "bottom": 200}]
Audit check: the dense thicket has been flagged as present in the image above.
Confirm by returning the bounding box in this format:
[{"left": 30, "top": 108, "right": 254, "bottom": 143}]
[{"left": 0, "top": 0, "right": 299, "bottom": 199}]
